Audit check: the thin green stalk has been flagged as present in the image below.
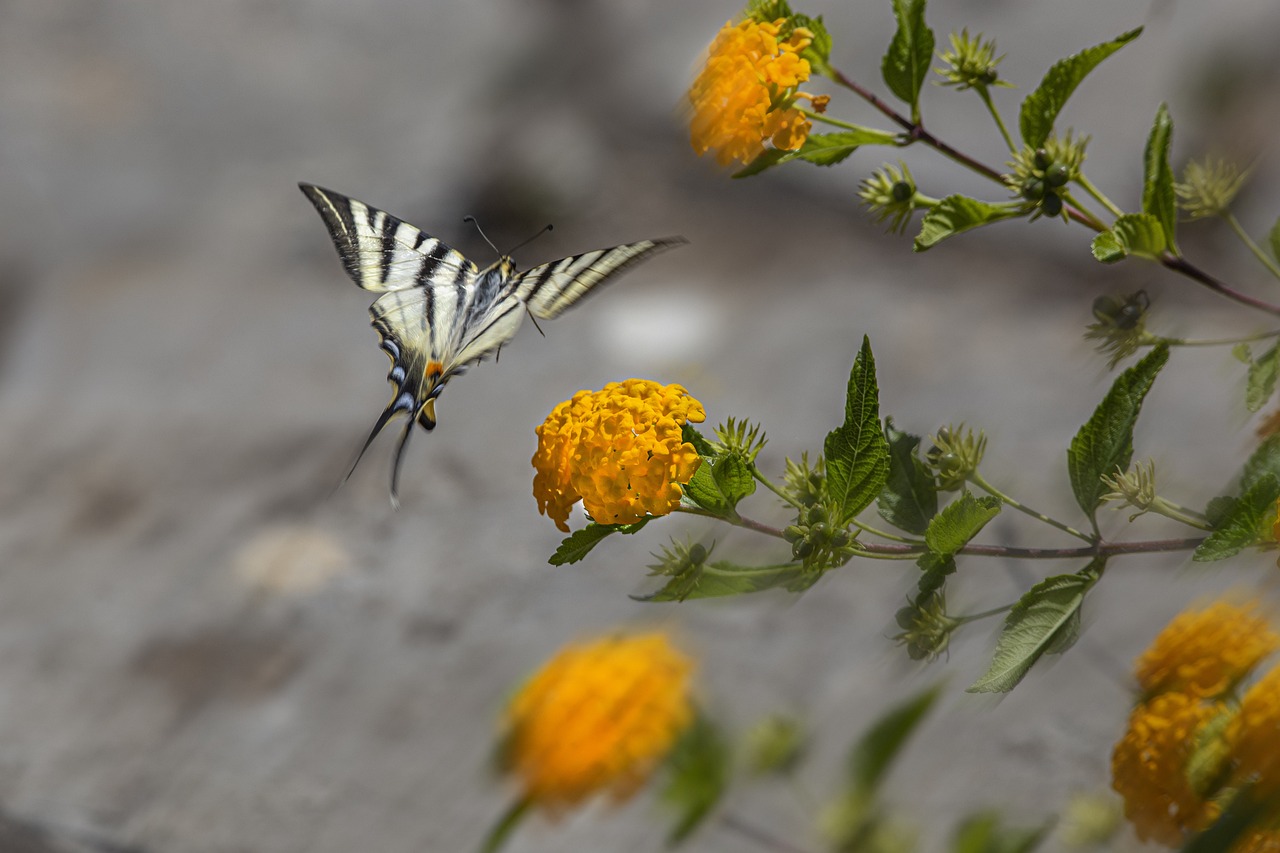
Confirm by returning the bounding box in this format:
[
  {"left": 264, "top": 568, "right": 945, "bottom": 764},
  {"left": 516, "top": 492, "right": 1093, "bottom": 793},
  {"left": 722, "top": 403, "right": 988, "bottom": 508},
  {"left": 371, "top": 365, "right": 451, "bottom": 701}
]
[
  {"left": 1223, "top": 212, "right": 1280, "bottom": 281},
  {"left": 1074, "top": 173, "right": 1124, "bottom": 219},
  {"left": 969, "top": 471, "right": 1096, "bottom": 543},
  {"left": 720, "top": 812, "right": 812, "bottom": 853},
  {"left": 850, "top": 517, "right": 923, "bottom": 545},
  {"left": 479, "top": 797, "right": 532, "bottom": 853},
  {"left": 1149, "top": 497, "right": 1213, "bottom": 532},
  {"left": 797, "top": 107, "right": 898, "bottom": 137},
  {"left": 1060, "top": 191, "right": 1109, "bottom": 231},
  {"left": 752, "top": 467, "right": 802, "bottom": 509},
  {"left": 976, "top": 87, "right": 1015, "bottom": 153},
  {"left": 1159, "top": 327, "right": 1280, "bottom": 347},
  {"left": 955, "top": 603, "right": 1014, "bottom": 624}
]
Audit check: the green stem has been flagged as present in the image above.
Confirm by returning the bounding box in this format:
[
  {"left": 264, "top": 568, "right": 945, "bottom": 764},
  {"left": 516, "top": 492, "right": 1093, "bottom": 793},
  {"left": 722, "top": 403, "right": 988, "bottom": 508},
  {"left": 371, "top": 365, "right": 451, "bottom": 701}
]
[
  {"left": 1159, "top": 327, "right": 1280, "bottom": 347},
  {"left": 677, "top": 506, "right": 786, "bottom": 539},
  {"left": 956, "top": 603, "right": 1014, "bottom": 624},
  {"left": 976, "top": 86, "right": 1015, "bottom": 153},
  {"left": 720, "top": 812, "right": 812, "bottom": 853},
  {"left": 1149, "top": 497, "right": 1214, "bottom": 532},
  {"left": 1223, "top": 212, "right": 1280, "bottom": 281},
  {"left": 797, "top": 107, "right": 898, "bottom": 138},
  {"left": 1059, "top": 190, "right": 1108, "bottom": 231},
  {"left": 752, "top": 467, "right": 802, "bottom": 509},
  {"left": 969, "top": 472, "right": 1096, "bottom": 543},
  {"left": 1075, "top": 173, "right": 1124, "bottom": 219},
  {"left": 851, "top": 517, "right": 923, "bottom": 545},
  {"left": 858, "top": 536, "right": 1205, "bottom": 560},
  {"left": 478, "top": 797, "right": 532, "bottom": 853}
]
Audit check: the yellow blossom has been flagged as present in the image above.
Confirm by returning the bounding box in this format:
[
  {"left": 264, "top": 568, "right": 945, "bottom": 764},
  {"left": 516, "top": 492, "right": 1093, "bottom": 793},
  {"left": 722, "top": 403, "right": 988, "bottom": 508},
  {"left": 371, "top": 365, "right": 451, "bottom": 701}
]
[
  {"left": 1235, "top": 829, "right": 1280, "bottom": 853},
  {"left": 1229, "top": 665, "right": 1280, "bottom": 804},
  {"left": 1134, "top": 600, "right": 1280, "bottom": 700},
  {"left": 688, "top": 17, "right": 815, "bottom": 166},
  {"left": 532, "top": 379, "right": 705, "bottom": 532},
  {"left": 499, "top": 632, "right": 695, "bottom": 810},
  {"left": 1111, "top": 692, "right": 1225, "bottom": 845}
]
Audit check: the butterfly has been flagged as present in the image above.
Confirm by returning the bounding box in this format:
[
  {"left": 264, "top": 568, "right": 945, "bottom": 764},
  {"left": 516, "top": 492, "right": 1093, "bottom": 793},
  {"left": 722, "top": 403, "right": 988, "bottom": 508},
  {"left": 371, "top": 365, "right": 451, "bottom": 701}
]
[{"left": 299, "top": 183, "right": 687, "bottom": 507}]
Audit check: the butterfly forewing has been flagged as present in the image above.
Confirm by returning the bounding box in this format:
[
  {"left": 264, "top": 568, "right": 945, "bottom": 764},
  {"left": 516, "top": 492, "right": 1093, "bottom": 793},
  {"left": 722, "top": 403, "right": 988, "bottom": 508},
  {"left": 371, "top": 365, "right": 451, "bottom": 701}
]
[
  {"left": 515, "top": 238, "right": 688, "bottom": 320},
  {"left": 300, "top": 182, "right": 686, "bottom": 505}
]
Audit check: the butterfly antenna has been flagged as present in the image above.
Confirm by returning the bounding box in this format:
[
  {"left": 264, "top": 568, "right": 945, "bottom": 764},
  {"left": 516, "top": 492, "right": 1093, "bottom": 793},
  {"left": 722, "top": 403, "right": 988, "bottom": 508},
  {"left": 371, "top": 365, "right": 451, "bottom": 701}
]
[
  {"left": 388, "top": 416, "right": 416, "bottom": 511},
  {"left": 505, "top": 223, "right": 554, "bottom": 256},
  {"left": 525, "top": 308, "right": 546, "bottom": 337},
  {"left": 463, "top": 215, "right": 500, "bottom": 258}
]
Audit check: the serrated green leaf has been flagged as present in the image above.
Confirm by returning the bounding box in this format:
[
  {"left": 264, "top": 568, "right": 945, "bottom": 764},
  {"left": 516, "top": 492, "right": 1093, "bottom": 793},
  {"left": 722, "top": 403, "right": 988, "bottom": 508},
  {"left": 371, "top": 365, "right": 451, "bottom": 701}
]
[
  {"left": 732, "top": 129, "right": 899, "bottom": 177},
  {"left": 824, "top": 337, "right": 890, "bottom": 524},
  {"left": 913, "top": 195, "right": 1022, "bottom": 251},
  {"left": 1091, "top": 213, "right": 1167, "bottom": 262},
  {"left": 925, "top": 493, "right": 1003, "bottom": 555},
  {"left": 1143, "top": 103, "right": 1178, "bottom": 254},
  {"left": 1269, "top": 216, "right": 1280, "bottom": 263},
  {"left": 1243, "top": 434, "right": 1280, "bottom": 493},
  {"left": 661, "top": 714, "right": 729, "bottom": 846},
  {"left": 881, "top": 0, "right": 934, "bottom": 120},
  {"left": 848, "top": 684, "right": 939, "bottom": 795},
  {"left": 549, "top": 519, "right": 650, "bottom": 566},
  {"left": 877, "top": 420, "right": 939, "bottom": 534},
  {"left": 968, "top": 562, "right": 1102, "bottom": 693},
  {"left": 952, "top": 812, "right": 1052, "bottom": 853},
  {"left": 1193, "top": 474, "right": 1280, "bottom": 562},
  {"left": 636, "top": 560, "right": 811, "bottom": 601},
  {"left": 915, "top": 552, "right": 955, "bottom": 600},
  {"left": 1067, "top": 343, "right": 1169, "bottom": 519},
  {"left": 1246, "top": 342, "right": 1280, "bottom": 413},
  {"left": 795, "top": 13, "right": 834, "bottom": 76},
  {"left": 681, "top": 422, "right": 717, "bottom": 458},
  {"left": 1205, "top": 495, "right": 1238, "bottom": 529},
  {"left": 1019, "top": 28, "right": 1142, "bottom": 148}
]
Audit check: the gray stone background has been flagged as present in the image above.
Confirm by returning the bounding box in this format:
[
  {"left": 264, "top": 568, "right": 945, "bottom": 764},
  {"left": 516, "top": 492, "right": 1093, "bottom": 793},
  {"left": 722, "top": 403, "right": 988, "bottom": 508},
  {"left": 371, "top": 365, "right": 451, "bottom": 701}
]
[{"left": 2, "top": 0, "right": 1280, "bottom": 851}]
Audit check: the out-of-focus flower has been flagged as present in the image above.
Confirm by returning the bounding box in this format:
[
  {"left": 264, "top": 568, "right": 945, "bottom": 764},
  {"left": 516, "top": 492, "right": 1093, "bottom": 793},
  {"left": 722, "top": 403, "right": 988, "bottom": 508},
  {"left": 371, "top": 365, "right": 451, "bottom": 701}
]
[
  {"left": 532, "top": 379, "right": 705, "bottom": 532},
  {"left": 1176, "top": 156, "right": 1247, "bottom": 219},
  {"left": 1229, "top": 665, "right": 1280, "bottom": 804},
  {"left": 1134, "top": 600, "right": 1280, "bottom": 700},
  {"left": 1111, "top": 692, "right": 1226, "bottom": 845},
  {"left": 499, "top": 631, "right": 695, "bottom": 810},
  {"left": 689, "top": 17, "right": 816, "bottom": 166}
]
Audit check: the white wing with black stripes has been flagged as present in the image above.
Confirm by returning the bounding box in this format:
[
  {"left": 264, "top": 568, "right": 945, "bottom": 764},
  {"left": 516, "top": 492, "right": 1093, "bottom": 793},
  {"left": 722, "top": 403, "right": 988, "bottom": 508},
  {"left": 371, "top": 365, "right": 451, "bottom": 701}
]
[{"left": 299, "top": 182, "right": 687, "bottom": 507}]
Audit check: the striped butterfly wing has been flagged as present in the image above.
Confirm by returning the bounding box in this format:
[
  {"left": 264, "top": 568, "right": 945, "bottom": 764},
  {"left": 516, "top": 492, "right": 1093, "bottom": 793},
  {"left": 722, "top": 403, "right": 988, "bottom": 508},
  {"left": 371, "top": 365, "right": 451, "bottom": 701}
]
[{"left": 513, "top": 237, "right": 689, "bottom": 320}]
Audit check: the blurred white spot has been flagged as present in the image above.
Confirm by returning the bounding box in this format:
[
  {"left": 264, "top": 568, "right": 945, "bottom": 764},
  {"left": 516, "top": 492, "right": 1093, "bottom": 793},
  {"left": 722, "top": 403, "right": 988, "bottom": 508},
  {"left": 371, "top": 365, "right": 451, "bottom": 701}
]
[
  {"left": 233, "top": 525, "right": 350, "bottom": 597},
  {"left": 590, "top": 287, "right": 721, "bottom": 366}
]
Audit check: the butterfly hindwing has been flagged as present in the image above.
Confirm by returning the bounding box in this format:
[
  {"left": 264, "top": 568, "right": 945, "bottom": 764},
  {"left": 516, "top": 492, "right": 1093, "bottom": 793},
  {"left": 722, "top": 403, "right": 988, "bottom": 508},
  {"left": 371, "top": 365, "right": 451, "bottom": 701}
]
[{"left": 514, "top": 237, "right": 688, "bottom": 320}]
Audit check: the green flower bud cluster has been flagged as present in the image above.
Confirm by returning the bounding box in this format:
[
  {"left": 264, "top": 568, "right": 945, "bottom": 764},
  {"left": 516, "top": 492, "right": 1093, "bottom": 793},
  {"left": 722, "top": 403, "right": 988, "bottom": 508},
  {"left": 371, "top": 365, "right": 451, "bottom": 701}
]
[
  {"left": 925, "top": 424, "right": 986, "bottom": 491},
  {"left": 1175, "top": 156, "right": 1246, "bottom": 219},
  {"left": 859, "top": 161, "right": 917, "bottom": 235},
  {"left": 782, "top": 502, "right": 853, "bottom": 563},
  {"left": 893, "top": 591, "right": 957, "bottom": 661},
  {"left": 935, "top": 29, "right": 1011, "bottom": 92},
  {"left": 1008, "top": 133, "right": 1088, "bottom": 221},
  {"left": 1085, "top": 290, "right": 1151, "bottom": 368},
  {"left": 783, "top": 453, "right": 826, "bottom": 507},
  {"left": 647, "top": 538, "right": 712, "bottom": 577},
  {"left": 712, "top": 417, "right": 767, "bottom": 463}
]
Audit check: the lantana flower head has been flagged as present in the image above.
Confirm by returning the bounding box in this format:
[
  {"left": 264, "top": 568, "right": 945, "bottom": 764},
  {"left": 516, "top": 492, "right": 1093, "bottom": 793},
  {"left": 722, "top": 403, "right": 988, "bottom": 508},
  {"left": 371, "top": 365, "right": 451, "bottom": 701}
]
[
  {"left": 1228, "top": 664, "right": 1280, "bottom": 804},
  {"left": 499, "top": 631, "right": 695, "bottom": 811},
  {"left": 1134, "top": 600, "right": 1280, "bottom": 700},
  {"left": 532, "top": 379, "right": 705, "bottom": 532},
  {"left": 688, "top": 15, "right": 818, "bottom": 166}
]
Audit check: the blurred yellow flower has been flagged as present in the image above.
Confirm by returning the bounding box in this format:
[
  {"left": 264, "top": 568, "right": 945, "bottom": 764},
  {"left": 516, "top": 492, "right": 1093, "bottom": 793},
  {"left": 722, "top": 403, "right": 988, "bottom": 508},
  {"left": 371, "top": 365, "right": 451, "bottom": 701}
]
[
  {"left": 532, "top": 379, "right": 705, "bottom": 532},
  {"left": 1229, "top": 664, "right": 1280, "bottom": 803},
  {"left": 1134, "top": 600, "right": 1280, "bottom": 700},
  {"left": 1111, "top": 692, "right": 1225, "bottom": 845},
  {"left": 1235, "top": 829, "right": 1280, "bottom": 853},
  {"left": 500, "top": 632, "right": 695, "bottom": 810},
  {"left": 689, "top": 17, "right": 815, "bottom": 166}
]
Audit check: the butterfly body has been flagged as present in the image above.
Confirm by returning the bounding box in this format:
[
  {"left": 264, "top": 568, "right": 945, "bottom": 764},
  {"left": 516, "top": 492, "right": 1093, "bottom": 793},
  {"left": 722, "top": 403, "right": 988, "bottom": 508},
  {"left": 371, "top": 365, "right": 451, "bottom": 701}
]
[{"left": 299, "top": 183, "right": 686, "bottom": 506}]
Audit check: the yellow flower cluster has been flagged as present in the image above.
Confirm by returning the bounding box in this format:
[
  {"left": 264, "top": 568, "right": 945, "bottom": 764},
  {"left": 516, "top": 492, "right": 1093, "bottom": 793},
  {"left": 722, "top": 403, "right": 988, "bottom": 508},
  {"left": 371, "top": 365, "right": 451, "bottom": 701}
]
[
  {"left": 1112, "top": 599, "right": 1280, "bottom": 847},
  {"left": 1135, "top": 600, "right": 1280, "bottom": 699},
  {"left": 500, "top": 632, "right": 695, "bottom": 810},
  {"left": 688, "top": 17, "right": 815, "bottom": 167},
  {"left": 532, "top": 379, "right": 705, "bottom": 532}
]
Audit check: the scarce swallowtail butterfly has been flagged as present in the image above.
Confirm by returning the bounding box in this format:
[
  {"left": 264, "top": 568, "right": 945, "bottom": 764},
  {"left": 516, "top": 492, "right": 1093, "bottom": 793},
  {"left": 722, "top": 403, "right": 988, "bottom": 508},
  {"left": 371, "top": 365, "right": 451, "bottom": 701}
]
[{"left": 300, "top": 183, "right": 687, "bottom": 507}]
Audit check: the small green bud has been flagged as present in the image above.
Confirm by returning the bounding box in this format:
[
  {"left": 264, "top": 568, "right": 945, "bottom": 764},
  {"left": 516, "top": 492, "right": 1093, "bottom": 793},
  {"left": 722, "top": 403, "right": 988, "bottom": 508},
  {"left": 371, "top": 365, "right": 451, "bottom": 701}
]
[
  {"left": 744, "top": 715, "right": 807, "bottom": 776},
  {"left": 1045, "top": 163, "right": 1070, "bottom": 187},
  {"left": 831, "top": 529, "right": 850, "bottom": 548},
  {"left": 1033, "top": 148, "right": 1052, "bottom": 170},
  {"left": 806, "top": 504, "right": 828, "bottom": 525},
  {"left": 783, "top": 525, "right": 805, "bottom": 543},
  {"left": 890, "top": 181, "right": 913, "bottom": 203},
  {"left": 1022, "top": 179, "right": 1045, "bottom": 201},
  {"left": 688, "top": 543, "right": 708, "bottom": 564},
  {"left": 1041, "top": 192, "right": 1063, "bottom": 217},
  {"left": 810, "top": 521, "right": 829, "bottom": 541},
  {"left": 794, "top": 540, "right": 814, "bottom": 559}
]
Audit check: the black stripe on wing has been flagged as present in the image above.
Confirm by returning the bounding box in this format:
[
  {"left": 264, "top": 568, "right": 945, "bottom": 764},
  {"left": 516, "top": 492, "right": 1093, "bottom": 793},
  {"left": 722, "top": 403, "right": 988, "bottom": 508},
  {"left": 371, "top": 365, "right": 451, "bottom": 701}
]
[
  {"left": 513, "top": 236, "right": 687, "bottom": 320},
  {"left": 299, "top": 183, "right": 478, "bottom": 293}
]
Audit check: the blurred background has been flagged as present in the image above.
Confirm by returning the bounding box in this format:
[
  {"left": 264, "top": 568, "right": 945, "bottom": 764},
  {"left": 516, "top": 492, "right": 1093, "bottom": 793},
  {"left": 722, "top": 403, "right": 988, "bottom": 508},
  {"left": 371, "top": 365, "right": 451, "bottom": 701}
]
[{"left": 2, "top": 0, "right": 1280, "bottom": 850}]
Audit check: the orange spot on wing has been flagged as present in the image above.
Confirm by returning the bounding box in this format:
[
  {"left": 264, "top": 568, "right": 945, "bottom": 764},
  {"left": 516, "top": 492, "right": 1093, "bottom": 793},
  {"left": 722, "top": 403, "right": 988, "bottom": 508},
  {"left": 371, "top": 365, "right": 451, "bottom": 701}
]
[{"left": 425, "top": 360, "right": 444, "bottom": 380}]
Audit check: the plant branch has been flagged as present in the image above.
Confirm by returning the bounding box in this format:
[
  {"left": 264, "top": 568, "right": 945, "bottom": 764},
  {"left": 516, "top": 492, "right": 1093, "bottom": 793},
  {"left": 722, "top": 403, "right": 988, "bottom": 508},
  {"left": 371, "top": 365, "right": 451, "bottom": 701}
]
[
  {"left": 1223, "top": 211, "right": 1280, "bottom": 281},
  {"left": 720, "top": 812, "right": 812, "bottom": 853}
]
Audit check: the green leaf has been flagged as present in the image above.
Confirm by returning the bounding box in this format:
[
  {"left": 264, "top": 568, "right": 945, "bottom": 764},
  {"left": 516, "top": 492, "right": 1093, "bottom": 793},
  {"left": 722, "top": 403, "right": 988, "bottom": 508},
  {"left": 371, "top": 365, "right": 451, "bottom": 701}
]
[
  {"left": 1246, "top": 342, "right": 1280, "bottom": 413},
  {"left": 924, "top": 493, "right": 1002, "bottom": 556},
  {"left": 913, "top": 195, "right": 1022, "bottom": 251},
  {"left": 795, "top": 14, "right": 834, "bottom": 76},
  {"left": 1269, "top": 216, "right": 1280, "bottom": 263},
  {"left": 681, "top": 422, "right": 717, "bottom": 458},
  {"left": 877, "top": 420, "right": 939, "bottom": 534},
  {"left": 1243, "top": 433, "right": 1280, "bottom": 493},
  {"left": 968, "top": 562, "right": 1103, "bottom": 693},
  {"left": 914, "top": 552, "right": 955, "bottom": 600},
  {"left": 1019, "top": 28, "right": 1142, "bottom": 148},
  {"left": 685, "top": 454, "right": 757, "bottom": 517},
  {"left": 951, "top": 812, "right": 1052, "bottom": 853},
  {"left": 1143, "top": 103, "right": 1178, "bottom": 254},
  {"left": 881, "top": 0, "right": 934, "bottom": 119},
  {"left": 1067, "top": 343, "right": 1169, "bottom": 519},
  {"left": 1181, "top": 788, "right": 1272, "bottom": 853},
  {"left": 636, "top": 560, "right": 813, "bottom": 602},
  {"left": 1193, "top": 474, "right": 1280, "bottom": 562},
  {"left": 1205, "top": 495, "right": 1238, "bottom": 529},
  {"left": 661, "top": 715, "right": 729, "bottom": 846},
  {"left": 824, "top": 337, "right": 891, "bottom": 524},
  {"left": 549, "top": 519, "right": 650, "bottom": 566},
  {"left": 1090, "top": 213, "right": 1167, "bottom": 262},
  {"left": 848, "top": 684, "right": 940, "bottom": 795},
  {"left": 733, "top": 129, "right": 899, "bottom": 178}
]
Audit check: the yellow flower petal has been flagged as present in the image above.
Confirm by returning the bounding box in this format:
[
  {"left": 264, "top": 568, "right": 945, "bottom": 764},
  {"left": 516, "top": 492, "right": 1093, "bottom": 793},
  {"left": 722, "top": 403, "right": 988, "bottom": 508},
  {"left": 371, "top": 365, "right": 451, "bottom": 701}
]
[{"left": 1135, "top": 600, "right": 1280, "bottom": 700}]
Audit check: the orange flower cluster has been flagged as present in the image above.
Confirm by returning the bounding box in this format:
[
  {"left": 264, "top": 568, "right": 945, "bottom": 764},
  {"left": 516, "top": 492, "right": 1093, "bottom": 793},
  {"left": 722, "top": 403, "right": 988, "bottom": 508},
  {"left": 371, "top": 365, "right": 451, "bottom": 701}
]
[
  {"left": 688, "top": 17, "right": 815, "bottom": 167},
  {"left": 532, "top": 379, "right": 705, "bottom": 532},
  {"left": 1112, "top": 599, "right": 1280, "bottom": 847},
  {"left": 500, "top": 632, "right": 695, "bottom": 809}
]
